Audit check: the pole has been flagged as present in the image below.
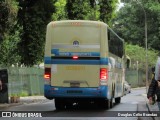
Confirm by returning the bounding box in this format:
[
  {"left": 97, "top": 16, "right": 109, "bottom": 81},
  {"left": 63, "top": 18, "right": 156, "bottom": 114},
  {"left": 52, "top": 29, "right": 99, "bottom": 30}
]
[
  {"left": 133, "top": 0, "right": 148, "bottom": 92},
  {"left": 144, "top": 11, "right": 148, "bottom": 93}
]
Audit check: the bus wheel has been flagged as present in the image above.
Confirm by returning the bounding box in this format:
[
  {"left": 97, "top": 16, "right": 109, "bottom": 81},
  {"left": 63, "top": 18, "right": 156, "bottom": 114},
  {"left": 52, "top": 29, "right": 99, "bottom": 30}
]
[
  {"left": 55, "top": 98, "right": 65, "bottom": 110},
  {"left": 110, "top": 98, "right": 113, "bottom": 108},
  {"left": 115, "top": 97, "right": 121, "bottom": 104},
  {"left": 66, "top": 102, "right": 73, "bottom": 109},
  {"left": 101, "top": 99, "right": 110, "bottom": 109},
  {"left": 96, "top": 99, "right": 110, "bottom": 109}
]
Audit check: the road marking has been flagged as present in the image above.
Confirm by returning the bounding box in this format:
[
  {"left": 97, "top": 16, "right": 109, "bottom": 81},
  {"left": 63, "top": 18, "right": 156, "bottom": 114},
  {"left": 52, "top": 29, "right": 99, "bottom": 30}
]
[
  {"left": 131, "top": 102, "right": 138, "bottom": 104},
  {"left": 122, "top": 101, "right": 138, "bottom": 104}
]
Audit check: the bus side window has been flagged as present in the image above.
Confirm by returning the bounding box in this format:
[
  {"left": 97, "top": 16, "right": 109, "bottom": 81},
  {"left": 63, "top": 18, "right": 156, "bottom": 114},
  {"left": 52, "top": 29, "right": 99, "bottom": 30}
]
[{"left": 108, "top": 28, "right": 124, "bottom": 58}]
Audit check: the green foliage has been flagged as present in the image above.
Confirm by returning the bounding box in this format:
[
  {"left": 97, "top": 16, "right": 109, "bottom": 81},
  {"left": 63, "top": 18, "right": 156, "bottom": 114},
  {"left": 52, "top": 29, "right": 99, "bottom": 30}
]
[
  {"left": 65, "top": 0, "right": 117, "bottom": 21},
  {"left": 88, "top": 0, "right": 100, "bottom": 20},
  {"left": 0, "top": 27, "right": 21, "bottom": 66},
  {"left": 0, "top": 0, "right": 124, "bottom": 66},
  {"left": 0, "top": 0, "right": 20, "bottom": 66},
  {"left": 126, "top": 44, "right": 158, "bottom": 70},
  {"left": 52, "top": 0, "right": 67, "bottom": 20},
  {"left": 112, "top": 0, "right": 160, "bottom": 52},
  {"left": 0, "top": 0, "right": 18, "bottom": 42},
  {"left": 17, "top": 0, "right": 55, "bottom": 66},
  {"left": 66, "top": 0, "right": 92, "bottom": 20},
  {"left": 99, "top": 0, "right": 118, "bottom": 24},
  {"left": 20, "top": 91, "right": 29, "bottom": 97},
  {"left": 0, "top": 1, "right": 9, "bottom": 39},
  {"left": 144, "top": 0, "right": 160, "bottom": 50}
]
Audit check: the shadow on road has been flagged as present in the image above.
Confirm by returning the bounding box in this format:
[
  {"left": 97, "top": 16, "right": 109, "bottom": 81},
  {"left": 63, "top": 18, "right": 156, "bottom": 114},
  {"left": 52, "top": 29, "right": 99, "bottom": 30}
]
[{"left": 42, "top": 103, "right": 121, "bottom": 117}]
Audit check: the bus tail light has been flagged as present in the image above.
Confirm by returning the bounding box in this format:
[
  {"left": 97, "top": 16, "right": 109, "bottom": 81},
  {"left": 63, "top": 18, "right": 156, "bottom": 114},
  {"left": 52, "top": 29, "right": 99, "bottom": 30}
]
[
  {"left": 100, "top": 68, "right": 108, "bottom": 80},
  {"left": 44, "top": 68, "right": 51, "bottom": 84},
  {"left": 44, "top": 74, "right": 51, "bottom": 79},
  {"left": 73, "top": 55, "right": 79, "bottom": 60},
  {"left": 100, "top": 68, "right": 108, "bottom": 85},
  {"left": 44, "top": 68, "right": 51, "bottom": 79}
]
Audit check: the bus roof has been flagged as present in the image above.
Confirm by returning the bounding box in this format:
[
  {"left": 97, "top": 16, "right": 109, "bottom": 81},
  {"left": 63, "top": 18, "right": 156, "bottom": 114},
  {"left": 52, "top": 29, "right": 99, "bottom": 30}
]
[
  {"left": 47, "top": 20, "right": 108, "bottom": 27},
  {"left": 47, "top": 20, "right": 124, "bottom": 42}
]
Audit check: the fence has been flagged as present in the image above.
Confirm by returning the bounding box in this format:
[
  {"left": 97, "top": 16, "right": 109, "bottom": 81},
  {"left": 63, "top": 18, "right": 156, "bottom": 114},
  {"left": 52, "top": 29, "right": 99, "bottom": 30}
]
[
  {"left": 125, "top": 68, "right": 152, "bottom": 88},
  {"left": 1, "top": 66, "right": 151, "bottom": 96},
  {"left": 4, "top": 67, "right": 44, "bottom": 96}
]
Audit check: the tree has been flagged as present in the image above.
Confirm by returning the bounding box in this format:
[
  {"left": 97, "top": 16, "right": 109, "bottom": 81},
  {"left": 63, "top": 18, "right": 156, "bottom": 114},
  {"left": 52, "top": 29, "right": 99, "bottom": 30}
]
[
  {"left": 112, "top": 0, "right": 160, "bottom": 51},
  {"left": 0, "top": 0, "right": 17, "bottom": 43},
  {"left": 99, "top": 0, "right": 118, "bottom": 24},
  {"left": 52, "top": 0, "right": 67, "bottom": 20},
  {"left": 89, "top": 0, "right": 100, "bottom": 20},
  {"left": 66, "top": 0, "right": 92, "bottom": 20},
  {"left": 126, "top": 44, "right": 158, "bottom": 70},
  {"left": 0, "top": 0, "right": 20, "bottom": 66},
  {"left": 144, "top": 0, "right": 160, "bottom": 50},
  {"left": 17, "top": 0, "right": 55, "bottom": 66}
]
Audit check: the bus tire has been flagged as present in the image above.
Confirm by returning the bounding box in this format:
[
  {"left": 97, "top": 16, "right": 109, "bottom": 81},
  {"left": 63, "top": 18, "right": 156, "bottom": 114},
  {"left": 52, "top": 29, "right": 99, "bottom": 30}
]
[
  {"left": 55, "top": 98, "right": 65, "bottom": 110},
  {"left": 107, "top": 99, "right": 111, "bottom": 109},
  {"left": 101, "top": 99, "right": 110, "bottom": 109},
  {"left": 96, "top": 99, "right": 107, "bottom": 109},
  {"left": 112, "top": 84, "right": 115, "bottom": 98},
  {"left": 110, "top": 98, "right": 113, "bottom": 108},
  {"left": 115, "top": 97, "right": 121, "bottom": 104}
]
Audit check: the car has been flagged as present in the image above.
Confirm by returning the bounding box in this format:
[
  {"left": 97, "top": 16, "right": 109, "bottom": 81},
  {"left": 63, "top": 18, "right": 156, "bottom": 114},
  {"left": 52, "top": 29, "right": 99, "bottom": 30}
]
[{"left": 124, "top": 81, "right": 131, "bottom": 95}]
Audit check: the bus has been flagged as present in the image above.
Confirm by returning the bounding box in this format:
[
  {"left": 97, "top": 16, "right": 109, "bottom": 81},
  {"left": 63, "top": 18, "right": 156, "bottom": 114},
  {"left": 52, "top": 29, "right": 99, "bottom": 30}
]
[{"left": 44, "top": 20, "right": 126, "bottom": 110}]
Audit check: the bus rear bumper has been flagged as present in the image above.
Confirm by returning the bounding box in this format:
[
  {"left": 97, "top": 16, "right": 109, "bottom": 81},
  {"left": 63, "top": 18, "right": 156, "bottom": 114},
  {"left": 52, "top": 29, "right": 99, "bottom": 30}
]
[{"left": 44, "top": 85, "right": 108, "bottom": 99}]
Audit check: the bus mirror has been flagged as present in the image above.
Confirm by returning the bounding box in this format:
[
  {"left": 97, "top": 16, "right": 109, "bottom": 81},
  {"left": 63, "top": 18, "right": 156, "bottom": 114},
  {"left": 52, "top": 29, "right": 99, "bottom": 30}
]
[
  {"left": 125, "top": 55, "right": 131, "bottom": 69},
  {"left": 108, "top": 30, "right": 110, "bottom": 40},
  {"left": 126, "top": 58, "right": 131, "bottom": 69}
]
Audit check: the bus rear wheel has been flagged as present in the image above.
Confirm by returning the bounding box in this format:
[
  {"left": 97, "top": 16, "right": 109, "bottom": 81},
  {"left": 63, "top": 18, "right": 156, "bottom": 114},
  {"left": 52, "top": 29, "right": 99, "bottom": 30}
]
[
  {"left": 55, "top": 98, "right": 65, "bottom": 110},
  {"left": 115, "top": 97, "right": 121, "bottom": 104},
  {"left": 110, "top": 98, "right": 113, "bottom": 108},
  {"left": 97, "top": 99, "right": 110, "bottom": 109}
]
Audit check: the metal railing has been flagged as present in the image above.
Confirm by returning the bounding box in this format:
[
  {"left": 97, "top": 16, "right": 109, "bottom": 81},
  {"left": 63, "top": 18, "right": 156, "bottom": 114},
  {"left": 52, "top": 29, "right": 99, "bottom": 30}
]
[{"left": 6, "top": 67, "right": 44, "bottom": 96}]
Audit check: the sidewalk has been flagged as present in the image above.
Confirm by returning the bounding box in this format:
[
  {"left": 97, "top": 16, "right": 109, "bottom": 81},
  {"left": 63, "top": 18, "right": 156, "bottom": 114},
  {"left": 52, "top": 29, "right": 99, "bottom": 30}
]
[
  {"left": 146, "top": 102, "right": 160, "bottom": 120},
  {"left": 143, "top": 94, "right": 160, "bottom": 120},
  {"left": 0, "top": 96, "right": 48, "bottom": 110}
]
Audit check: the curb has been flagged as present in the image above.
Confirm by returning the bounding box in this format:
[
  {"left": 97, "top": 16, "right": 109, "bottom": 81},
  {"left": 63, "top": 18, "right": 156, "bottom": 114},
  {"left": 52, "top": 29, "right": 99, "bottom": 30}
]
[
  {"left": 132, "top": 87, "right": 146, "bottom": 90},
  {"left": 146, "top": 103, "right": 155, "bottom": 120},
  {"left": 0, "top": 103, "right": 23, "bottom": 109},
  {"left": 146, "top": 103, "right": 160, "bottom": 120},
  {"left": 141, "top": 93, "right": 159, "bottom": 120},
  {"left": 0, "top": 96, "right": 48, "bottom": 110}
]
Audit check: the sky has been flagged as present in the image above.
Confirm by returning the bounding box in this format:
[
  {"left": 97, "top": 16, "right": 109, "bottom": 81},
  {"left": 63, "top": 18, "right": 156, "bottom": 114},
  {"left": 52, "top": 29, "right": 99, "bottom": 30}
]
[{"left": 117, "top": 0, "right": 124, "bottom": 11}]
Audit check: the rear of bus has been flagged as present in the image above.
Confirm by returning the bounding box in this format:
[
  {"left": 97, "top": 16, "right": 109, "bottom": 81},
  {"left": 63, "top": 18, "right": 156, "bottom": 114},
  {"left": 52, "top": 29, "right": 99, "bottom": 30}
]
[{"left": 44, "top": 20, "right": 109, "bottom": 108}]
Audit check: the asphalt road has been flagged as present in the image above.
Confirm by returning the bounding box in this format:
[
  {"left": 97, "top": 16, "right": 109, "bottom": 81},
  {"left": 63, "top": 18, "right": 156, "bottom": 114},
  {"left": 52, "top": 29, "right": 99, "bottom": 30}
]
[{"left": 0, "top": 87, "right": 154, "bottom": 120}]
